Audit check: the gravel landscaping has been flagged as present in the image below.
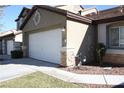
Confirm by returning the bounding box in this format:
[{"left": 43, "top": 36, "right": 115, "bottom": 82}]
[
  {"left": 79, "top": 83, "right": 112, "bottom": 88},
  {"left": 60, "top": 65, "right": 124, "bottom": 75}
]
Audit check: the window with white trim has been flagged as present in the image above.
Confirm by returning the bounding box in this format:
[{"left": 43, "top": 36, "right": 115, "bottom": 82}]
[{"left": 109, "top": 26, "right": 124, "bottom": 48}]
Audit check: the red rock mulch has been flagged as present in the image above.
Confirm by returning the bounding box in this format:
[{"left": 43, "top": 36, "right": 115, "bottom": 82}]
[
  {"left": 60, "top": 65, "right": 124, "bottom": 75},
  {"left": 77, "top": 83, "right": 112, "bottom": 88},
  {"left": 60, "top": 65, "right": 124, "bottom": 88}
]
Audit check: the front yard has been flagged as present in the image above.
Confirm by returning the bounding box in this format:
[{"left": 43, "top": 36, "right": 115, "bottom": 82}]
[
  {"left": 0, "top": 71, "right": 81, "bottom": 88},
  {"left": 0, "top": 66, "right": 123, "bottom": 88}
]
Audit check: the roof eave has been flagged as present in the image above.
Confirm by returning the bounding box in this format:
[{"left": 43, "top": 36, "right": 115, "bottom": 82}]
[
  {"left": 15, "top": 7, "right": 30, "bottom": 22},
  {"left": 20, "top": 5, "right": 92, "bottom": 30},
  {"left": 20, "top": 6, "right": 37, "bottom": 30},
  {"left": 67, "top": 12, "right": 92, "bottom": 24},
  {"left": 93, "top": 15, "right": 124, "bottom": 24}
]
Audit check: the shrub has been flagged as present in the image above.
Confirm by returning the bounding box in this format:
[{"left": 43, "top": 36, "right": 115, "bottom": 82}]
[
  {"left": 96, "top": 43, "right": 106, "bottom": 66},
  {"left": 11, "top": 50, "right": 23, "bottom": 59}
]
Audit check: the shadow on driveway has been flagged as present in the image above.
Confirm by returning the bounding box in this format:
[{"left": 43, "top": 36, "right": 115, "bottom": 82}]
[
  {"left": 0, "top": 55, "right": 59, "bottom": 67},
  {"left": 112, "top": 83, "right": 124, "bottom": 88}
]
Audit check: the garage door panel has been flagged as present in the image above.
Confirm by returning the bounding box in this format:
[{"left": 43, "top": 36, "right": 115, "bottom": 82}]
[
  {"left": 29, "top": 28, "right": 62, "bottom": 64},
  {"left": 7, "top": 40, "right": 14, "bottom": 55}
]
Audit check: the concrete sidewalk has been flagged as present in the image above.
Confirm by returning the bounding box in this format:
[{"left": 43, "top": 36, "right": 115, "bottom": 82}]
[
  {"left": 0, "top": 63, "right": 124, "bottom": 86},
  {"left": 25, "top": 65, "right": 124, "bottom": 86},
  {"left": 0, "top": 56, "right": 124, "bottom": 86}
]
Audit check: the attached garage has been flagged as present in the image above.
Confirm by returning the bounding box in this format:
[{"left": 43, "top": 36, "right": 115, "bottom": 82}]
[
  {"left": 21, "top": 6, "right": 94, "bottom": 66},
  {"left": 7, "top": 40, "right": 14, "bottom": 55},
  {"left": 29, "top": 28, "right": 62, "bottom": 64}
]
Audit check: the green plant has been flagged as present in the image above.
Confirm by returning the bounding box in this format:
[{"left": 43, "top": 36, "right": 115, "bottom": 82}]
[
  {"left": 96, "top": 43, "right": 106, "bottom": 66},
  {"left": 11, "top": 50, "right": 23, "bottom": 58}
]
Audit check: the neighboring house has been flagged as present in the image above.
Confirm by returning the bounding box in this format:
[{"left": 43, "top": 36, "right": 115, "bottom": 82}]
[
  {"left": 0, "top": 7, "right": 29, "bottom": 55},
  {"left": 56, "top": 5, "right": 84, "bottom": 14},
  {"left": 0, "top": 30, "right": 22, "bottom": 55},
  {"left": 16, "top": 5, "right": 124, "bottom": 66},
  {"left": 15, "top": 7, "right": 30, "bottom": 30},
  {"left": 0, "top": 7, "right": 28, "bottom": 56}
]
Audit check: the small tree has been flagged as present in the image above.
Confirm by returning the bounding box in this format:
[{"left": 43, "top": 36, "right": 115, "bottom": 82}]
[{"left": 96, "top": 43, "right": 106, "bottom": 66}]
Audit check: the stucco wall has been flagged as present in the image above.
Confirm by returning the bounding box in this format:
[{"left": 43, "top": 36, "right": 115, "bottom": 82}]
[
  {"left": 0, "top": 40, "right": 2, "bottom": 54},
  {"left": 67, "top": 20, "right": 89, "bottom": 55},
  {"left": 22, "top": 8, "right": 66, "bottom": 58},
  {"left": 98, "top": 23, "right": 107, "bottom": 46},
  {"left": 57, "top": 5, "right": 82, "bottom": 14},
  {"left": 2, "top": 39, "right": 6, "bottom": 55},
  {"left": 1, "top": 35, "right": 14, "bottom": 55},
  {"left": 81, "top": 8, "right": 97, "bottom": 16},
  {"left": 66, "top": 20, "right": 97, "bottom": 66},
  {"left": 23, "top": 8, "right": 66, "bottom": 32},
  {"left": 22, "top": 32, "right": 29, "bottom": 57},
  {"left": 14, "top": 33, "right": 22, "bottom": 50},
  {"left": 15, "top": 33, "right": 22, "bottom": 42}
]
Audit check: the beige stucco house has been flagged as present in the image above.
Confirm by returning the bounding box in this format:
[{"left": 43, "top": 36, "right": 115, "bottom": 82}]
[
  {"left": 16, "top": 5, "right": 124, "bottom": 66},
  {"left": 0, "top": 7, "right": 28, "bottom": 55},
  {"left": 0, "top": 30, "right": 22, "bottom": 55}
]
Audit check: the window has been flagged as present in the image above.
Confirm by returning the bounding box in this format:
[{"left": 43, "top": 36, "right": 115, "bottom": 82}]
[
  {"left": 119, "top": 27, "right": 124, "bottom": 47},
  {"left": 19, "top": 17, "right": 23, "bottom": 27},
  {"left": 109, "top": 26, "right": 124, "bottom": 48}
]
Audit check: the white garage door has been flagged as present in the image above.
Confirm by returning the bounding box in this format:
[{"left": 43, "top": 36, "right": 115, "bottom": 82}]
[
  {"left": 7, "top": 40, "right": 14, "bottom": 55},
  {"left": 29, "top": 28, "right": 62, "bottom": 64}
]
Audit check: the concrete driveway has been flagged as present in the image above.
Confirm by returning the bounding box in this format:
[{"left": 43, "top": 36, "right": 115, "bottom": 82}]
[
  {"left": 0, "top": 55, "right": 124, "bottom": 87},
  {"left": 0, "top": 55, "right": 58, "bottom": 82},
  {"left": 0, "top": 64, "right": 36, "bottom": 82}
]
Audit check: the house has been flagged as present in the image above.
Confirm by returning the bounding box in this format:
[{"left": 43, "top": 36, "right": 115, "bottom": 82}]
[
  {"left": 87, "top": 5, "right": 124, "bottom": 65},
  {"left": 15, "top": 5, "right": 97, "bottom": 66},
  {"left": 0, "top": 7, "right": 29, "bottom": 55},
  {"left": 15, "top": 7, "right": 30, "bottom": 30},
  {"left": 0, "top": 7, "right": 30, "bottom": 55},
  {"left": 16, "top": 5, "right": 124, "bottom": 66},
  {"left": 0, "top": 30, "right": 22, "bottom": 55}
]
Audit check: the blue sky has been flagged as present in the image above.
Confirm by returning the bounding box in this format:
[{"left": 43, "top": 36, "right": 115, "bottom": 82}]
[
  {"left": 0, "top": 5, "right": 32, "bottom": 32},
  {"left": 0, "top": 5, "right": 118, "bottom": 32}
]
